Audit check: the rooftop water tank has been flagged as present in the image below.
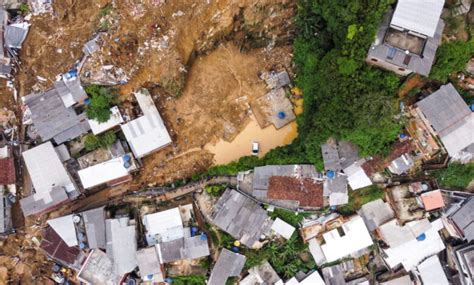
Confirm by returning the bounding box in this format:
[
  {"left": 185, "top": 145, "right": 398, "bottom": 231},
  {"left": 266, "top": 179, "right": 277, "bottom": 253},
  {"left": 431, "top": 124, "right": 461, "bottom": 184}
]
[
  {"left": 278, "top": 111, "right": 286, "bottom": 119},
  {"left": 124, "top": 161, "right": 131, "bottom": 169},
  {"left": 327, "top": 170, "right": 335, "bottom": 179},
  {"left": 200, "top": 233, "right": 207, "bottom": 241},
  {"left": 123, "top": 154, "right": 131, "bottom": 162},
  {"left": 416, "top": 233, "right": 426, "bottom": 241}
]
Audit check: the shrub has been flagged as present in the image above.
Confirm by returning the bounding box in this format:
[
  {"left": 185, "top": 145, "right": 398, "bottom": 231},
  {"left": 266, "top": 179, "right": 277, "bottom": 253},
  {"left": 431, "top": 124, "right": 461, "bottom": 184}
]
[
  {"left": 430, "top": 40, "right": 474, "bottom": 83},
  {"left": 85, "top": 85, "right": 117, "bottom": 123}
]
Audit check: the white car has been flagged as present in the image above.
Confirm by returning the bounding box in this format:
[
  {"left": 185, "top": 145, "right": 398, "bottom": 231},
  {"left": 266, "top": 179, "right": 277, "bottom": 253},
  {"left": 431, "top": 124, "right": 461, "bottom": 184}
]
[{"left": 251, "top": 141, "right": 260, "bottom": 155}]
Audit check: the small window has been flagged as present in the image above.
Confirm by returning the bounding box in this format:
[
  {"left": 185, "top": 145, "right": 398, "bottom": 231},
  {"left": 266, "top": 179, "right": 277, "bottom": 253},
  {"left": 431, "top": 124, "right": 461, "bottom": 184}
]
[
  {"left": 398, "top": 68, "right": 405, "bottom": 71},
  {"left": 337, "top": 227, "right": 346, "bottom": 237},
  {"left": 371, "top": 58, "right": 378, "bottom": 62}
]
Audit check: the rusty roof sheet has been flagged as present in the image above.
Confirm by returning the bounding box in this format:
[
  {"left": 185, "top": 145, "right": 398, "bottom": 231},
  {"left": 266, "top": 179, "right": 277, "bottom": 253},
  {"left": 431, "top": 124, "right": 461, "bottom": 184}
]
[
  {"left": 268, "top": 176, "right": 324, "bottom": 208},
  {"left": 40, "top": 227, "right": 80, "bottom": 266},
  {"left": 0, "top": 157, "right": 15, "bottom": 185}
]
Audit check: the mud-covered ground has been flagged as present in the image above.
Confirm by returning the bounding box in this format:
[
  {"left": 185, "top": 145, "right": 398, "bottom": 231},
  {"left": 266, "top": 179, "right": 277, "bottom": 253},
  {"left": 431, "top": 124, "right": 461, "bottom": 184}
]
[{"left": 1, "top": 0, "right": 297, "bottom": 282}]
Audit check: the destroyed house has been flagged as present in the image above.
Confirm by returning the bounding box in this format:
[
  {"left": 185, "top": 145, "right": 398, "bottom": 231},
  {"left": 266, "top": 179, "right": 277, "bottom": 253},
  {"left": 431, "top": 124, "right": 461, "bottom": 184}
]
[
  {"left": 208, "top": 249, "right": 246, "bottom": 285},
  {"left": 23, "top": 88, "right": 90, "bottom": 144},
  {"left": 447, "top": 198, "right": 474, "bottom": 242},
  {"left": 19, "top": 142, "right": 78, "bottom": 216},
  {"left": 251, "top": 165, "right": 324, "bottom": 209},
  {"left": 121, "top": 89, "right": 172, "bottom": 158},
  {"left": 211, "top": 189, "right": 272, "bottom": 248},
  {"left": 367, "top": 0, "right": 445, "bottom": 76},
  {"left": 415, "top": 83, "right": 474, "bottom": 157}
]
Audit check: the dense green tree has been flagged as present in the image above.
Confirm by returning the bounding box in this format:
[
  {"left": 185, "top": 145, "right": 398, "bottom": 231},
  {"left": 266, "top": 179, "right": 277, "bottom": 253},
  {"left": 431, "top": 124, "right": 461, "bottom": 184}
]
[
  {"left": 430, "top": 39, "right": 474, "bottom": 82},
  {"left": 83, "top": 131, "right": 117, "bottom": 152},
  {"left": 85, "top": 85, "right": 118, "bottom": 123}
]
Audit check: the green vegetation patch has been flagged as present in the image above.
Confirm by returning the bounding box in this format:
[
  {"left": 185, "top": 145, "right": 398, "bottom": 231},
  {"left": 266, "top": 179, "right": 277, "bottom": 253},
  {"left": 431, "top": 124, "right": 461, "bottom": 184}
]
[
  {"left": 171, "top": 275, "right": 206, "bottom": 285},
  {"left": 430, "top": 39, "right": 474, "bottom": 83},
  {"left": 83, "top": 131, "right": 117, "bottom": 151},
  {"left": 432, "top": 163, "right": 474, "bottom": 189},
  {"left": 245, "top": 235, "right": 315, "bottom": 279},
  {"left": 267, "top": 207, "right": 312, "bottom": 228},
  {"left": 85, "top": 85, "right": 118, "bottom": 123}
]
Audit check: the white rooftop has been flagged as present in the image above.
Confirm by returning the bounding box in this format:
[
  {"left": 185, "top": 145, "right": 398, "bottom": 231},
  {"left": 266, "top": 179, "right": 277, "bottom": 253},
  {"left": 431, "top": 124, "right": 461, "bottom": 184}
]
[
  {"left": 271, "top": 218, "right": 295, "bottom": 240},
  {"left": 143, "top": 207, "right": 184, "bottom": 244},
  {"left": 417, "top": 255, "right": 449, "bottom": 285},
  {"left": 88, "top": 106, "right": 124, "bottom": 135},
  {"left": 47, "top": 214, "right": 77, "bottom": 247},
  {"left": 121, "top": 89, "right": 171, "bottom": 158},
  {"left": 440, "top": 113, "right": 474, "bottom": 157},
  {"left": 22, "top": 141, "right": 76, "bottom": 194},
  {"left": 78, "top": 155, "right": 135, "bottom": 189},
  {"left": 384, "top": 219, "right": 445, "bottom": 270},
  {"left": 391, "top": 0, "right": 444, "bottom": 37},
  {"left": 321, "top": 215, "right": 373, "bottom": 263},
  {"left": 344, "top": 161, "right": 372, "bottom": 190},
  {"left": 106, "top": 217, "right": 137, "bottom": 277}
]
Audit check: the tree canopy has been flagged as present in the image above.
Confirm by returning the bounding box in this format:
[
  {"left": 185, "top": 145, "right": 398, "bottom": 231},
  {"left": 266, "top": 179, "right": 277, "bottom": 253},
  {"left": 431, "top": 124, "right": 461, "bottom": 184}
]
[
  {"left": 85, "top": 85, "right": 118, "bottom": 123},
  {"left": 430, "top": 39, "right": 474, "bottom": 83}
]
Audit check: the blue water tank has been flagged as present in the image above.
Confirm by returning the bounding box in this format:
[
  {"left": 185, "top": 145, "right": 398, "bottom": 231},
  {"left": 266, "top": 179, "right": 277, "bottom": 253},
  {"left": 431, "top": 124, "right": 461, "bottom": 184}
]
[
  {"left": 84, "top": 98, "right": 91, "bottom": 105},
  {"left": 64, "top": 69, "right": 78, "bottom": 79},
  {"left": 191, "top": 227, "right": 198, "bottom": 236},
  {"left": 200, "top": 233, "right": 207, "bottom": 241},
  {"left": 124, "top": 161, "right": 131, "bottom": 169},
  {"left": 470, "top": 104, "right": 474, "bottom": 112},
  {"left": 399, "top": 133, "right": 407, "bottom": 139},
  {"left": 278, "top": 111, "right": 286, "bottom": 119},
  {"left": 232, "top": 246, "right": 239, "bottom": 253},
  {"left": 123, "top": 154, "right": 131, "bottom": 162},
  {"left": 79, "top": 242, "right": 86, "bottom": 249},
  {"left": 327, "top": 170, "right": 335, "bottom": 179},
  {"left": 416, "top": 233, "right": 426, "bottom": 241}
]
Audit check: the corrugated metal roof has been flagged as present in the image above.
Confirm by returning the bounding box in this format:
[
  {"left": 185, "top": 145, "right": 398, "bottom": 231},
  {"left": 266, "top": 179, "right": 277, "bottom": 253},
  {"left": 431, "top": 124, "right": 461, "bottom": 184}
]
[
  {"left": 121, "top": 89, "right": 171, "bottom": 158},
  {"left": 24, "top": 89, "right": 90, "bottom": 144},
  {"left": 4, "top": 22, "right": 29, "bottom": 49},
  {"left": 450, "top": 198, "right": 474, "bottom": 242},
  {"left": 358, "top": 199, "right": 395, "bottom": 231},
  {"left": 105, "top": 217, "right": 137, "bottom": 276},
  {"left": 136, "top": 247, "right": 163, "bottom": 280},
  {"left": 77, "top": 249, "right": 122, "bottom": 285},
  {"left": 208, "top": 249, "right": 246, "bottom": 285},
  {"left": 156, "top": 235, "right": 210, "bottom": 263},
  {"left": 270, "top": 218, "right": 295, "bottom": 239},
  {"left": 391, "top": 0, "right": 444, "bottom": 37},
  {"left": 211, "top": 189, "right": 271, "bottom": 248},
  {"left": 22, "top": 142, "right": 76, "bottom": 195},
  {"left": 19, "top": 186, "right": 69, "bottom": 216},
  {"left": 78, "top": 155, "right": 134, "bottom": 189},
  {"left": 143, "top": 207, "right": 184, "bottom": 244},
  {"left": 418, "top": 84, "right": 471, "bottom": 134},
  {"left": 82, "top": 207, "right": 106, "bottom": 249}
]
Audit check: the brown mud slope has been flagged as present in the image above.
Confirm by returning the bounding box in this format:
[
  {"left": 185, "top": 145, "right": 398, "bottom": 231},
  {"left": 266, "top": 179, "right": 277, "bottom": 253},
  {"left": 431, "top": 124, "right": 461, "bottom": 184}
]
[{"left": 19, "top": 0, "right": 295, "bottom": 187}]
